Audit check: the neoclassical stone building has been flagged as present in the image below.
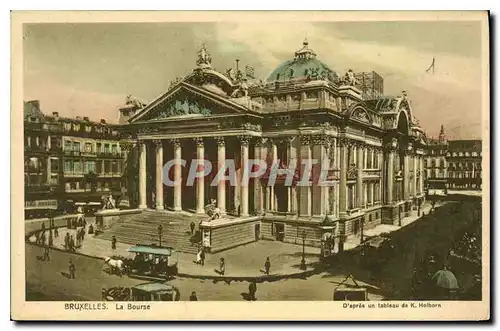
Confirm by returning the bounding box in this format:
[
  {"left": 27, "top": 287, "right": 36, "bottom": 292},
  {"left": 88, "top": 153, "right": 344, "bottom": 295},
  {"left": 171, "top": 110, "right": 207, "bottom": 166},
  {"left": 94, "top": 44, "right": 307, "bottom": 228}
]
[{"left": 118, "top": 41, "right": 427, "bottom": 252}]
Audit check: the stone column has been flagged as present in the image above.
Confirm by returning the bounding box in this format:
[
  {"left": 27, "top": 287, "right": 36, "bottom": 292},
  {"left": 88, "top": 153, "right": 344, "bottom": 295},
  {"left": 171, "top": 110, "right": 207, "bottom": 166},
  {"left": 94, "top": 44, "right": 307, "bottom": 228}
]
[
  {"left": 339, "top": 138, "right": 348, "bottom": 217},
  {"left": 386, "top": 148, "right": 394, "bottom": 204},
  {"left": 194, "top": 137, "right": 205, "bottom": 214},
  {"left": 171, "top": 139, "right": 182, "bottom": 211},
  {"left": 254, "top": 138, "right": 265, "bottom": 215},
  {"left": 154, "top": 140, "right": 164, "bottom": 210},
  {"left": 356, "top": 143, "right": 364, "bottom": 209},
  {"left": 216, "top": 137, "right": 226, "bottom": 215},
  {"left": 239, "top": 136, "right": 250, "bottom": 217},
  {"left": 300, "top": 136, "right": 312, "bottom": 217},
  {"left": 289, "top": 137, "right": 298, "bottom": 213},
  {"left": 413, "top": 154, "right": 418, "bottom": 198},
  {"left": 270, "top": 139, "right": 278, "bottom": 211},
  {"left": 138, "top": 141, "right": 147, "bottom": 209},
  {"left": 403, "top": 151, "right": 409, "bottom": 201},
  {"left": 47, "top": 135, "right": 51, "bottom": 151},
  {"left": 420, "top": 156, "right": 424, "bottom": 194},
  {"left": 318, "top": 135, "right": 329, "bottom": 216}
]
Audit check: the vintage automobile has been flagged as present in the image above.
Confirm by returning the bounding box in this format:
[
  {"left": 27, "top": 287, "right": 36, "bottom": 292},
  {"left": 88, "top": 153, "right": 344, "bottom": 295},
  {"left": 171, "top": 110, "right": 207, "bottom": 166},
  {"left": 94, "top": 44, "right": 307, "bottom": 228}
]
[
  {"left": 124, "top": 244, "right": 179, "bottom": 279},
  {"left": 103, "top": 282, "right": 180, "bottom": 301}
]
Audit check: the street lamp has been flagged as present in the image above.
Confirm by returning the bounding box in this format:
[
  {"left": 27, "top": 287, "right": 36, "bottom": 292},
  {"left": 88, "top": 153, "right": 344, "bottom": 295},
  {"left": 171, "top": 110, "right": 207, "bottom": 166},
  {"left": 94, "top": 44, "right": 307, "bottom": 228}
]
[
  {"left": 300, "top": 230, "right": 307, "bottom": 270},
  {"left": 158, "top": 224, "right": 163, "bottom": 247}
]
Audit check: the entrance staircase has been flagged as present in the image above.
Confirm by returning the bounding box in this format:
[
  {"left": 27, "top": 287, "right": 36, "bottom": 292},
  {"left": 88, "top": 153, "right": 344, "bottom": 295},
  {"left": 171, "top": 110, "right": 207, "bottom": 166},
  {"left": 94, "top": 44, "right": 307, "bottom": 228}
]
[{"left": 96, "top": 210, "right": 204, "bottom": 254}]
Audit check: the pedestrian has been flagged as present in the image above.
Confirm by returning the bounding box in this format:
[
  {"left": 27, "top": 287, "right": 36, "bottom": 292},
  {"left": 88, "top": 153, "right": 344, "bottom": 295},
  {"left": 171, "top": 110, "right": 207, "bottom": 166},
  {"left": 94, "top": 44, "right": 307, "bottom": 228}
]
[
  {"left": 43, "top": 246, "right": 50, "bottom": 261},
  {"left": 70, "top": 235, "right": 75, "bottom": 252},
  {"left": 64, "top": 232, "right": 70, "bottom": 250},
  {"left": 264, "top": 257, "right": 271, "bottom": 275},
  {"left": 112, "top": 236, "right": 117, "bottom": 250},
  {"left": 190, "top": 221, "right": 195, "bottom": 235},
  {"left": 219, "top": 258, "right": 225, "bottom": 275},
  {"left": 48, "top": 231, "right": 53, "bottom": 247},
  {"left": 54, "top": 227, "right": 59, "bottom": 238},
  {"left": 69, "top": 260, "right": 76, "bottom": 279},
  {"left": 81, "top": 228, "right": 85, "bottom": 241},
  {"left": 189, "top": 291, "right": 198, "bottom": 301},
  {"left": 40, "top": 231, "right": 46, "bottom": 246},
  {"left": 248, "top": 281, "right": 257, "bottom": 301},
  {"left": 88, "top": 223, "right": 94, "bottom": 235},
  {"left": 200, "top": 248, "right": 206, "bottom": 266}
]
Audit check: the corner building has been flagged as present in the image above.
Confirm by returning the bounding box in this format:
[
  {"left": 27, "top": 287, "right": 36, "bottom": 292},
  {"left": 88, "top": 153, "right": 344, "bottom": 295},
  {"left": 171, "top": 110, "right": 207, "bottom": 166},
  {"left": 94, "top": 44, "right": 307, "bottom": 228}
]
[{"left": 119, "top": 41, "right": 427, "bottom": 252}]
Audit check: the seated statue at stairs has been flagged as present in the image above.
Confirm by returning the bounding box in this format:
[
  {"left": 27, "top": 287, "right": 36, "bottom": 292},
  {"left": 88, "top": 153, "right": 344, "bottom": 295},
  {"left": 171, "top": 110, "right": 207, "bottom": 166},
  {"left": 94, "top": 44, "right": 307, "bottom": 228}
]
[{"left": 204, "top": 199, "right": 221, "bottom": 221}]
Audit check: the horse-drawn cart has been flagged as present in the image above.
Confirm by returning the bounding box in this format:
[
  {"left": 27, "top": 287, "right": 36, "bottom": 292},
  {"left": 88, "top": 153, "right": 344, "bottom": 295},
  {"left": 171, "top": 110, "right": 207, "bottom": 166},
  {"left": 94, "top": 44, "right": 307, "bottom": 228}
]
[
  {"left": 103, "top": 282, "right": 180, "bottom": 301},
  {"left": 125, "top": 244, "right": 179, "bottom": 280}
]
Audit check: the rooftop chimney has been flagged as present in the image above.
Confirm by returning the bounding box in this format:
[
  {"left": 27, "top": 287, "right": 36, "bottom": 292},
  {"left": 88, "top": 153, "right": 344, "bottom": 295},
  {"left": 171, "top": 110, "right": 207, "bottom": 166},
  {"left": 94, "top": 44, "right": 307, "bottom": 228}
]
[
  {"left": 83, "top": 116, "right": 90, "bottom": 122},
  {"left": 100, "top": 119, "right": 106, "bottom": 124},
  {"left": 76, "top": 116, "right": 82, "bottom": 120},
  {"left": 52, "top": 111, "right": 59, "bottom": 117}
]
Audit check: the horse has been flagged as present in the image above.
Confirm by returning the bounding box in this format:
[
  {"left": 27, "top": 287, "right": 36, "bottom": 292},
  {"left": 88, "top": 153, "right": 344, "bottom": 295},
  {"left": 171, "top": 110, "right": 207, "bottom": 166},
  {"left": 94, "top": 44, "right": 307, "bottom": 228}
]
[{"left": 103, "top": 257, "right": 125, "bottom": 277}]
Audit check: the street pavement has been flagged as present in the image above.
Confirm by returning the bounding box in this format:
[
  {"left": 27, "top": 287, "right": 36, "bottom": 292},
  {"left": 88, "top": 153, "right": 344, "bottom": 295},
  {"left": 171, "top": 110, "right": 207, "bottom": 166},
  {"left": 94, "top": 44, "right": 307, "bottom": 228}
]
[
  {"left": 28, "top": 229, "right": 321, "bottom": 278},
  {"left": 25, "top": 243, "right": 384, "bottom": 301}
]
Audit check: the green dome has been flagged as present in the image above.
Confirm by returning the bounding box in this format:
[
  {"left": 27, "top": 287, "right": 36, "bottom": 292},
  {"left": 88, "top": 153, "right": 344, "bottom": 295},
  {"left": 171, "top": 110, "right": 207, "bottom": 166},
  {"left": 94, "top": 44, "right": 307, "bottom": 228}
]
[{"left": 266, "top": 39, "right": 339, "bottom": 82}]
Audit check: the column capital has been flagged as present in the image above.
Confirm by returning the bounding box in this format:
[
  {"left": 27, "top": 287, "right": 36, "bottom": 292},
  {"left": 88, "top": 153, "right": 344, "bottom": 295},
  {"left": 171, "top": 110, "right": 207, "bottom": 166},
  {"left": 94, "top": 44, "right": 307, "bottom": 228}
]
[
  {"left": 300, "top": 135, "right": 312, "bottom": 146},
  {"left": 120, "top": 141, "right": 136, "bottom": 151},
  {"left": 193, "top": 137, "right": 204, "bottom": 147},
  {"left": 152, "top": 139, "right": 163, "bottom": 148},
  {"left": 169, "top": 138, "right": 181, "bottom": 148},
  {"left": 312, "top": 134, "right": 329, "bottom": 147},
  {"left": 238, "top": 135, "right": 251, "bottom": 146},
  {"left": 215, "top": 136, "right": 226, "bottom": 146},
  {"left": 254, "top": 137, "right": 266, "bottom": 147}
]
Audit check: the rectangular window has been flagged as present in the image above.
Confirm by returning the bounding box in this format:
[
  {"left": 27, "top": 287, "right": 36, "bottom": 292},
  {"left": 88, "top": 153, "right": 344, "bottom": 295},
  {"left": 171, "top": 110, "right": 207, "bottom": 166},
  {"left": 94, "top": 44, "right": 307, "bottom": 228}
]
[
  {"left": 64, "top": 140, "right": 72, "bottom": 151},
  {"left": 73, "top": 141, "right": 81, "bottom": 152},
  {"left": 64, "top": 160, "right": 72, "bottom": 172},
  {"left": 96, "top": 143, "right": 102, "bottom": 153},
  {"left": 112, "top": 144, "right": 118, "bottom": 155},
  {"left": 104, "top": 161, "right": 111, "bottom": 173},
  {"left": 85, "top": 142, "right": 92, "bottom": 153},
  {"left": 96, "top": 161, "right": 102, "bottom": 174},
  {"left": 112, "top": 161, "right": 118, "bottom": 173},
  {"left": 74, "top": 161, "right": 82, "bottom": 173},
  {"left": 104, "top": 144, "right": 110, "bottom": 154}
]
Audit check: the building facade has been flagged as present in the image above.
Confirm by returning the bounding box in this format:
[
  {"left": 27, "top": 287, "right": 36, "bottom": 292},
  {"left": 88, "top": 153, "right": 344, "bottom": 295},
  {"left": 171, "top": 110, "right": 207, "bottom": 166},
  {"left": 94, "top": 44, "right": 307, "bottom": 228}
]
[
  {"left": 24, "top": 100, "right": 124, "bottom": 216},
  {"left": 424, "top": 125, "right": 482, "bottom": 191},
  {"left": 118, "top": 41, "right": 427, "bottom": 251}
]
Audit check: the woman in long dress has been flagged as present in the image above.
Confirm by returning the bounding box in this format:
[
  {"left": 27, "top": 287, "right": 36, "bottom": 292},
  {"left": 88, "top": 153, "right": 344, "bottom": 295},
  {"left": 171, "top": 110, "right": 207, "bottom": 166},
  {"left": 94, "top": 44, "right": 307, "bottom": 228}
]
[{"left": 196, "top": 248, "right": 202, "bottom": 264}]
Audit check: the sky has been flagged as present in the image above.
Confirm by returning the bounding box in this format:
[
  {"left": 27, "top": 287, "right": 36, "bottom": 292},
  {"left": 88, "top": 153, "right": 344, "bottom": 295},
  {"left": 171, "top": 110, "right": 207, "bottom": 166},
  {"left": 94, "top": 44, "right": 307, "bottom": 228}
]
[{"left": 23, "top": 21, "right": 485, "bottom": 139}]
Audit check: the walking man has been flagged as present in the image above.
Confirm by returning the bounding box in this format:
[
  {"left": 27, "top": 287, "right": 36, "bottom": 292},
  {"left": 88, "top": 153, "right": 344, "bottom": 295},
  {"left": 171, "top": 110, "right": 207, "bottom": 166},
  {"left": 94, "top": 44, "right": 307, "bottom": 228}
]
[
  {"left": 64, "top": 232, "right": 70, "bottom": 250},
  {"left": 69, "top": 260, "right": 76, "bottom": 279},
  {"left": 189, "top": 291, "right": 198, "bottom": 301},
  {"left": 264, "top": 257, "right": 271, "bottom": 276},
  {"left": 219, "top": 258, "right": 225, "bottom": 275},
  {"left": 43, "top": 246, "right": 50, "bottom": 261},
  {"left": 69, "top": 235, "right": 75, "bottom": 252},
  {"left": 200, "top": 248, "right": 206, "bottom": 266},
  {"left": 54, "top": 227, "right": 59, "bottom": 238},
  {"left": 190, "top": 221, "right": 195, "bottom": 236},
  {"left": 248, "top": 281, "right": 257, "bottom": 301},
  {"left": 48, "top": 230, "right": 53, "bottom": 247},
  {"left": 112, "top": 235, "right": 117, "bottom": 251}
]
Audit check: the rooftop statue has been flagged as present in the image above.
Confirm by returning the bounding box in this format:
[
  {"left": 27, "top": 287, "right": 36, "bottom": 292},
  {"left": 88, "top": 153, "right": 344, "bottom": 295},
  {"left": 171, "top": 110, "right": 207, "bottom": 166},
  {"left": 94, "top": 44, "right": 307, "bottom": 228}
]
[
  {"left": 342, "top": 69, "right": 358, "bottom": 86},
  {"left": 196, "top": 44, "right": 212, "bottom": 67},
  {"left": 125, "top": 95, "right": 145, "bottom": 108}
]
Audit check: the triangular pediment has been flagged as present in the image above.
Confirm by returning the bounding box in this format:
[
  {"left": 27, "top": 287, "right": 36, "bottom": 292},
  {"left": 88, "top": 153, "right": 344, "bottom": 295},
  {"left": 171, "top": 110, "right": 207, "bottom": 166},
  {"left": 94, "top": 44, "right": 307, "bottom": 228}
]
[{"left": 129, "top": 82, "right": 251, "bottom": 123}]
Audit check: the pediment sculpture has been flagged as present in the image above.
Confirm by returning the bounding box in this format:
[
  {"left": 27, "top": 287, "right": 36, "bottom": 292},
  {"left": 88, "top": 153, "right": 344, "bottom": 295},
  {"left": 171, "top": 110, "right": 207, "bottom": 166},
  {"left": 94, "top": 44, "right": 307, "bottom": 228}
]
[
  {"left": 352, "top": 109, "right": 370, "bottom": 123},
  {"left": 150, "top": 99, "right": 212, "bottom": 120}
]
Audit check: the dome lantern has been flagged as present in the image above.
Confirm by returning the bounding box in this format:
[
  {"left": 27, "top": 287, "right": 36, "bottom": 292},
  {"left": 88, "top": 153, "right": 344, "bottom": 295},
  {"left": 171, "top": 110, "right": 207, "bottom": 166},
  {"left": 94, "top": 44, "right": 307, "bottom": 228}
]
[{"left": 294, "top": 37, "right": 317, "bottom": 60}]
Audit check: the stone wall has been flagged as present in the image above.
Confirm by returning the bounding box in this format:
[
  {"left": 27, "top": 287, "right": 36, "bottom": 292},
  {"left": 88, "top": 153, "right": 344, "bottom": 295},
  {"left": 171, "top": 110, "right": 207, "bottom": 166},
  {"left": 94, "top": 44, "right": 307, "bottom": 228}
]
[{"left": 206, "top": 219, "right": 260, "bottom": 253}]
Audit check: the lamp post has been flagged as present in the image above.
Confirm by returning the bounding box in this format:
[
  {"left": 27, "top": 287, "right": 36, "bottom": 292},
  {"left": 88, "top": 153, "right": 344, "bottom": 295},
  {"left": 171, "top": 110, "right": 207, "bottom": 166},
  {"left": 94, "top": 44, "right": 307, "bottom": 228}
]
[
  {"left": 300, "top": 230, "right": 307, "bottom": 270},
  {"left": 158, "top": 224, "right": 163, "bottom": 247}
]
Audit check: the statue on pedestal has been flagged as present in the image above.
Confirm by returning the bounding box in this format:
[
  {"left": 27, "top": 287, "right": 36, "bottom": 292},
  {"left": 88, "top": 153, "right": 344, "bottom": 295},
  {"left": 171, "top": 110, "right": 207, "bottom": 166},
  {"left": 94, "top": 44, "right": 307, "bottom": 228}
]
[{"left": 205, "top": 199, "right": 221, "bottom": 221}]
